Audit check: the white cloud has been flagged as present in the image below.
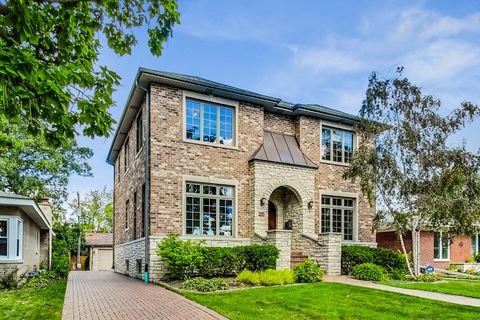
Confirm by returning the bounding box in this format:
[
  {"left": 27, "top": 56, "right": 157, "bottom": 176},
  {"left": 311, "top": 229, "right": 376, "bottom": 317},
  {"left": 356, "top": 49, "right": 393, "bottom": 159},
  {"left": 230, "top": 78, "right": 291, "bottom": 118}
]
[{"left": 290, "top": 46, "right": 365, "bottom": 73}]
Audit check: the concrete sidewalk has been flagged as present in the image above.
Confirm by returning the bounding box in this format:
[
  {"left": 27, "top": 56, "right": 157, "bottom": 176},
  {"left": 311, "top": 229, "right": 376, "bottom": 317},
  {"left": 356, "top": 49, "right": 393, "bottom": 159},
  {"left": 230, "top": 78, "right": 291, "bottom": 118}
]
[
  {"left": 62, "top": 271, "right": 227, "bottom": 320},
  {"left": 324, "top": 275, "right": 480, "bottom": 307}
]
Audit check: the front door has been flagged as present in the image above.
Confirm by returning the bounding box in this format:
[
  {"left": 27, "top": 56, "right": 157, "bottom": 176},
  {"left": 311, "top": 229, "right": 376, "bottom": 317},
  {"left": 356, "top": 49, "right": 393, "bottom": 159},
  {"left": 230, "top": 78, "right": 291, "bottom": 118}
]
[{"left": 268, "top": 201, "right": 277, "bottom": 230}]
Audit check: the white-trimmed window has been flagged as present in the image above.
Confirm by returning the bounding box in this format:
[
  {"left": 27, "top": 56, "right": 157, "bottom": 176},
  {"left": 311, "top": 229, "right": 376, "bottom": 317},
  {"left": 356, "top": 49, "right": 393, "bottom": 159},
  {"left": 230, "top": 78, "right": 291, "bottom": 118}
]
[
  {"left": 472, "top": 234, "right": 480, "bottom": 255},
  {"left": 434, "top": 232, "right": 450, "bottom": 260},
  {"left": 0, "top": 216, "right": 23, "bottom": 260},
  {"left": 321, "top": 196, "right": 355, "bottom": 241},
  {"left": 321, "top": 127, "right": 354, "bottom": 163},
  {"left": 185, "top": 98, "right": 235, "bottom": 146},
  {"left": 185, "top": 182, "right": 234, "bottom": 236}
]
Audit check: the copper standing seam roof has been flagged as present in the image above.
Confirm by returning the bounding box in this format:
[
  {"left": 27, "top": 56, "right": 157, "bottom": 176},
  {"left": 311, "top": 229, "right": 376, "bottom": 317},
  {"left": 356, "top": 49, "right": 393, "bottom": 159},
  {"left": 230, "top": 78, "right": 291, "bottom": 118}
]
[{"left": 250, "top": 132, "right": 318, "bottom": 169}]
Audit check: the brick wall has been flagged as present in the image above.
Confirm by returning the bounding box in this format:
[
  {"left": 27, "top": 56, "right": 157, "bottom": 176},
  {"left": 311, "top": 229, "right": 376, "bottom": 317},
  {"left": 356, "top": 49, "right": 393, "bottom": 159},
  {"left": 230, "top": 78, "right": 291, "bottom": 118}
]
[{"left": 377, "top": 231, "right": 473, "bottom": 269}]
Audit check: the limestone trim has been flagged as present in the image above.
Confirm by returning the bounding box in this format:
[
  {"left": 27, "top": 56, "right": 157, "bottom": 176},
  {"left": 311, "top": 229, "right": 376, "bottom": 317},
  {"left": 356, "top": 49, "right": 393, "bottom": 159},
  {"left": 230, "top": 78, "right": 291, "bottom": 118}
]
[
  {"left": 319, "top": 120, "right": 359, "bottom": 167},
  {"left": 181, "top": 90, "right": 239, "bottom": 149},
  {"left": 319, "top": 189, "right": 359, "bottom": 242},
  {"left": 181, "top": 175, "right": 239, "bottom": 238},
  {"left": 114, "top": 237, "right": 145, "bottom": 249}
]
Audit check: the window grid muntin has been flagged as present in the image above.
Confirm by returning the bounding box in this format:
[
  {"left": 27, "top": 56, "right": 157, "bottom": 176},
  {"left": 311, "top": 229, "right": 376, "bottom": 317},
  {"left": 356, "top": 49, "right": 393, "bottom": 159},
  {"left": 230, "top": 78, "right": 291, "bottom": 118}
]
[
  {"left": 321, "top": 196, "right": 355, "bottom": 241},
  {"left": 321, "top": 126, "right": 354, "bottom": 164},
  {"left": 185, "top": 98, "right": 235, "bottom": 146},
  {"left": 185, "top": 182, "right": 234, "bottom": 236}
]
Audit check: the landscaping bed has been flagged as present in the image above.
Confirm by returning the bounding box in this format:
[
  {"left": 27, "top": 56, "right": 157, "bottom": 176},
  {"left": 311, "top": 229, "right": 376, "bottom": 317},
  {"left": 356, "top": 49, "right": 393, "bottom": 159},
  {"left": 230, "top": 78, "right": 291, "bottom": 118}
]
[
  {"left": 0, "top": 279, "right": 67, "bottom": 320},
  {"left": 182, "top": 282, "right": 480, "bottom": 320}
]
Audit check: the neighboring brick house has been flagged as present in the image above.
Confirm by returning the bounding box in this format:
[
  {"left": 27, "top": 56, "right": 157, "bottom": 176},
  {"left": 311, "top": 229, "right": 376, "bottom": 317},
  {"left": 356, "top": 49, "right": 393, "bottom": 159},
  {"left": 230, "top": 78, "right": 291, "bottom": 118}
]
[
  {"left": 377, "top": 229, "right": 480, "bottom": 269},
  {"left": 106, "top": 68, "right": 376, "bottom": 282}
]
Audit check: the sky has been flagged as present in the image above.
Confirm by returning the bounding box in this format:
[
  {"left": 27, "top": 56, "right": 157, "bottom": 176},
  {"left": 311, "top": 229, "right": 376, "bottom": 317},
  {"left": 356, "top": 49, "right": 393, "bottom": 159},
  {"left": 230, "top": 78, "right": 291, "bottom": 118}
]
[{"left": 68, "top": 0, "right": 480, "bottom": 202}]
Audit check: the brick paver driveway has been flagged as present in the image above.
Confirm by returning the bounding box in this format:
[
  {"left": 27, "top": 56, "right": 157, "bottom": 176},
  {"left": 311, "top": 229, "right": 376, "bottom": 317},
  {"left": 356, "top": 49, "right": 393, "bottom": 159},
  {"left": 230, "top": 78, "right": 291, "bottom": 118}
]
[{"left": 62, "top": 271, "right": 227, "bottom": 320}]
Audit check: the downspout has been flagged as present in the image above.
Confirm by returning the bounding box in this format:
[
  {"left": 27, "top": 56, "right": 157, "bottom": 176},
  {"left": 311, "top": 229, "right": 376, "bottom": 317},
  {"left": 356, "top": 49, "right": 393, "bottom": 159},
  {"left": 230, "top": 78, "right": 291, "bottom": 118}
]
[{"left": 137, "top": 80, "right": 151, "bottom": 283}]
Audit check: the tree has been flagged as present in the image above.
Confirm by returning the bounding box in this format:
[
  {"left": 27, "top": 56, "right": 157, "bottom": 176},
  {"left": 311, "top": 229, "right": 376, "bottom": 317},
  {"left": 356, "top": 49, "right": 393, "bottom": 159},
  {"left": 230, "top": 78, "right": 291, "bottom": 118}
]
[
  {"left": 71, "top": 188, "right": 113, "bottom": 233},
  {"left": 344, "top": 68, "right": 480, "bottom": 276},
  {"left": 0, "top": 119, "right": 93, "bottom": 212},
  {"left": 0, "top": 0, "right": 180, "bottom": 147}
]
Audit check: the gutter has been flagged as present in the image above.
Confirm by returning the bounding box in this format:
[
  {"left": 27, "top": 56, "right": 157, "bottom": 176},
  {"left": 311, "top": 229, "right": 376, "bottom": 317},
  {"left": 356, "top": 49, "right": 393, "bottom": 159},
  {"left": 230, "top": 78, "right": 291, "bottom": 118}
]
[{"left": 136, "top": 80, "right": 151, "bottom": 283}]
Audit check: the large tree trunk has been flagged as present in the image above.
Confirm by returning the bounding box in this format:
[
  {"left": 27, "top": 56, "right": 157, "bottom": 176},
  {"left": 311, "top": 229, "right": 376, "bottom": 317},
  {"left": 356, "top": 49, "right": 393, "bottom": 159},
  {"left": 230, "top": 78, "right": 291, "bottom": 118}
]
[{"left": 399, "top": 232, "right": 414, "bottom": 276}]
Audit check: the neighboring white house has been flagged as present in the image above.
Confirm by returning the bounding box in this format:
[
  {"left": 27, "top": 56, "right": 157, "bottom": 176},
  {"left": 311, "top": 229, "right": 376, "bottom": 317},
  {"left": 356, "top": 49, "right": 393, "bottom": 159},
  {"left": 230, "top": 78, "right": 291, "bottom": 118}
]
[
  {"left": 85, "top": 232, "right": 113, "bottom": 271},
  {"left": 0, "top": 192, "right": 52, "bottom": 276}
]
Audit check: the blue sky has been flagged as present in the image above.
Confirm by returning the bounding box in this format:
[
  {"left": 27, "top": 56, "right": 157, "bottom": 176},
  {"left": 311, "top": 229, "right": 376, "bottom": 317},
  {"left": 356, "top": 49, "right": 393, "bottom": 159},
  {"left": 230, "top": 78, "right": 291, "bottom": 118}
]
[{"left": 68, "top": 0, "right": 480, "bottom": 201}]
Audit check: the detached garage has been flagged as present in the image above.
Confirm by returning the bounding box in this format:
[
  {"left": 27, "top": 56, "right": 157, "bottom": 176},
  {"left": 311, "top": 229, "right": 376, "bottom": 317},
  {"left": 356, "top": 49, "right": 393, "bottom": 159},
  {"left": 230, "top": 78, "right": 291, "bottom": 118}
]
[{"left": 85, "top": 233, "right": 113, "bottom": 271}]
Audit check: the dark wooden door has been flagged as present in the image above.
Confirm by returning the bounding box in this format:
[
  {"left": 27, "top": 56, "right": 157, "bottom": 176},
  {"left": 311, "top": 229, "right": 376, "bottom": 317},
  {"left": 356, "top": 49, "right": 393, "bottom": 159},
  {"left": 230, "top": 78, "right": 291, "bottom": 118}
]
[{"left": 268, "top": 201, "right": 277, "bottom": 230}]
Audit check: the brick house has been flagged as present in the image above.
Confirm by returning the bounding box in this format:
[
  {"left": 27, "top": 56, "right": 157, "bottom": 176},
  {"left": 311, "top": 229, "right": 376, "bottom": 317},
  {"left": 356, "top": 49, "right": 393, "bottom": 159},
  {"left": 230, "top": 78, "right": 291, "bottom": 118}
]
[
  {"left": 377, "top": 229, "right": 480, "bottom": 269},
  {"left": 106, "top": 68, "right": 376, "bottom": 282}
]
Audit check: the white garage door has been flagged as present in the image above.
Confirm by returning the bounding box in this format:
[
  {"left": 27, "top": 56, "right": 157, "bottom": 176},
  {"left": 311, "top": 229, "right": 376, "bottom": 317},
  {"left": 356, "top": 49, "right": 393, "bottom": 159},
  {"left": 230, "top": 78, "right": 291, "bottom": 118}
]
[{"left": 97, "top": 248, "right": 113, "bottom": 271}]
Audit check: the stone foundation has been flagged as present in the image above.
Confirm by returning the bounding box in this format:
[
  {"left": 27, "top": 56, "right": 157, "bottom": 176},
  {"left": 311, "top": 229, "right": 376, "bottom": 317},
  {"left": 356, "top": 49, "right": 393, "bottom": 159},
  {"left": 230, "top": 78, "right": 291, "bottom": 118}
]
[
  {"left": 316, "top": 233, "right": 342, "bottom": 275},
  {"left": 266, "top": 230, "right": 292, "bottom": 269},
  {"left": 114, "top": 238, "right": 145, "bottom": 280}
]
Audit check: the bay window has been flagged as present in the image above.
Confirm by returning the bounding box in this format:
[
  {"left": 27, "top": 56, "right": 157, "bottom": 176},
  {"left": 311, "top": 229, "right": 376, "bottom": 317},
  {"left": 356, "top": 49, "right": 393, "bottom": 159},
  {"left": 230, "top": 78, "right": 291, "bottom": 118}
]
[
  {"left": 185, "top": 182, "right": 234, "bottom": 236},
  {"left": 185, "top": 98, "right": 235, "bottom": 146},
  {"left": 321, "top": 126, "right": 354, "bottom": 164},
  {"left": 0, "top": 216, "right": 23, "bottom": 260},
  {"left": 321, "top": 196, "right": 355, "bottom": 241}
]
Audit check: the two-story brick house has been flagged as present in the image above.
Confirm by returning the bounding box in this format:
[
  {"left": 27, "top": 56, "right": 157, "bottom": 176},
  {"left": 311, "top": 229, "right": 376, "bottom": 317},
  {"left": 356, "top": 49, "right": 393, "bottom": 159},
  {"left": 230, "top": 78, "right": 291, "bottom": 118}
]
[{"left": 107, "top": 68, "right": 376, "bottom": 282}]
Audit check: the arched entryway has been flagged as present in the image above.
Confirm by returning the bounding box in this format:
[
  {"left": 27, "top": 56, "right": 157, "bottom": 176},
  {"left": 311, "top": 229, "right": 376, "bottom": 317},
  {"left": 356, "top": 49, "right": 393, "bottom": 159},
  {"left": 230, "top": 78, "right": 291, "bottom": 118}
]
[{"left": 268, "top": 185, "right": 302, "bottom": 246}]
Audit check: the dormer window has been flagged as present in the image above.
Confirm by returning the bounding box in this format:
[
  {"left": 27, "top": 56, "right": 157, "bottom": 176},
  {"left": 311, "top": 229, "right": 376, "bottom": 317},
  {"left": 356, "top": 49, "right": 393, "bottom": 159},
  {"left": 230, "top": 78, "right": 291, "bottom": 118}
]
[{"left": 185, "top": 98, "right": 235, "bottom": 146}]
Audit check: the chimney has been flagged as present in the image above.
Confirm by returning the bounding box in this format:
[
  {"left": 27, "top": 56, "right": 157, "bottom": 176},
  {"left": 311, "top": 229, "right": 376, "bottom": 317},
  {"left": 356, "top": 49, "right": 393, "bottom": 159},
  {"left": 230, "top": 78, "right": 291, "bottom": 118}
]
[{"left": 40, "top": 197, "right": 50, "bottom": 205}]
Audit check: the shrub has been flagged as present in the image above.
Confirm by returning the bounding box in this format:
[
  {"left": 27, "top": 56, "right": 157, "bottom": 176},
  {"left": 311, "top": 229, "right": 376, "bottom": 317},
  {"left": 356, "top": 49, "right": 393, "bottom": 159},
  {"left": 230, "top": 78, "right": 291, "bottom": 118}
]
[
  {"left": 388, "top": 268, "right": 406, "bottom": 280},
  {"left": 237, "top": 269, "right": 295, "bottom": 286},
  {"left": 0, "top": 268, "right": 19, "bottom": 290},
  {"left": 51, "top": 238, "right": 70, "bottom": 278},
  {"left": 182, "top": 277, "right": 228, "bottom": 292},
  {"left": 236, "top": 269, "right": 261, "bottom": 286},
  {"left": 352, "top": 263, "right": 385, "bottom": 281},
  {"left": 157, "top": 234, "right": 204, "bottom": 279},
  {"left": 413, "top": 273, "right": 445, "bottom": 282},
  {"left": 240, "top": 245, "right": 279, "bottom": 271},
  {"left": 294, "top": 259, "right": 324, "bottom": 283},
  {"left": 474, "top": 253, "right": 480, "bottom": 263},
  {"left": 341, "top": 246, "right": 407, "bottom": 277},
  {"left": 157, "top": 234, "right": 279, "bottom": 279}
]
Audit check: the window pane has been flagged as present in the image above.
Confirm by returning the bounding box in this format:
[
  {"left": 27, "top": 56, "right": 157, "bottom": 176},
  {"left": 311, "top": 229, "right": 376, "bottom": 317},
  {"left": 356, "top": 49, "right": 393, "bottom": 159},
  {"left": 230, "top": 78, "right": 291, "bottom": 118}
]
[
  {"left": 203, "top": 185, "right": 217, "bottom": 195},
  {"left": 186, "top": 197, "right": 200, "bottom": 235},
  {"left": 16, "top": 220, "right": 22, "bottom": 257},
  {"left": 219, "top": 186, "right": 233, "bottom": 197},
  {"left": 343, "top": 210, "right": 353, "bottom": 240},
  {"left": 332, "top": 130, "right": 343, "bottom": 162},
  {"left": 344, "top": 131, "right": 353, "bottom": 163},
  {"left": 0, "top": 220, "right": 6, "bottom": 256},
  {"left": 0, "top": 220, "right": 6, "bottom": 237},
  {"left": 186, "top": 183, "right": 200, "bottom": 194},
  {"left": 219, "top": 200, "right": 233, "bottom": 236},
  {"left": 434, "top": 232, "right": 440, "bottom": 259},
  {"left": 203, "top": 198, "right": 217, "bottom": 235},
  {"left": 321, "top": 196, "right": 330, "bottom": 205},
  {"left": 472, "top": 235, "right": 477, "bottom": 255},
  {"left": 344, "top": 199, "right": 354, "bottom": 207},
  {"left": 219, "top": 107, "right": 233, "bottom": 146},
  {"left": 442, "top": 236, "right": 449, "bottom": 259},
  {"left": 186, "top": 99, "right": 201, "bottom": 141},
  {"left": 321, "top": 208, "right": 331, "bottom": 233},
  {"left": 136, "top": 112, "right": 143, "bottom": 152},
  {"left": 321, "top": 128, "right": 331, "bottom": 160},
  {"left": 333, "top": 198, "right": 342, "bottom": 206},
  {"left": 332, "top": 209, "right": 342, "bottom": 233},
  {"left": 203, "top": 104, "right": 217, "bottom": 143}
]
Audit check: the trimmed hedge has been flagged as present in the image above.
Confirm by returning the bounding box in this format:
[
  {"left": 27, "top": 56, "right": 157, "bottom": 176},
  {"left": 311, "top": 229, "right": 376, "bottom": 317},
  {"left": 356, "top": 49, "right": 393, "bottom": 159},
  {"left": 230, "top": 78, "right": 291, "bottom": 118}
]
[
  {"left": 157, "top": 234, "right": 279, "bottom": 279},
  {"left": 342, "top": 245, "right": 407, "bottom": 279},
  {"left": 236, "top": 269, "right": 295, "bottom": 286}
]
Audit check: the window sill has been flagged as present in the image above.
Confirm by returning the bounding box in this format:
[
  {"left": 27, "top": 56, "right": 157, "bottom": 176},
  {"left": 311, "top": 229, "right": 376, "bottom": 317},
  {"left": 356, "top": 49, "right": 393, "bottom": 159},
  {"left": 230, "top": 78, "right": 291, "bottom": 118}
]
[
  {"left": 320, "top": 159, "right": 351, "bottom": 167},
  {"left": 0, "top": 259, "right": 23, "bottom": 264},
  {"left": 183, "top": 138, "right": 239, "bottom": 151},
  {"left": 433, "top": 259, "right": 450, "bottom": 262}
]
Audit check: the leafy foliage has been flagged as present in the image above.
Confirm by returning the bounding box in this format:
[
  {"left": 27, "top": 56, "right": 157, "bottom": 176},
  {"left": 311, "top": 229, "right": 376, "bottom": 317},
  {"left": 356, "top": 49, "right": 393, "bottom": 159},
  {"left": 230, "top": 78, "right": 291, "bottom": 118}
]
[
  {"left": 157, "top": 234, "right": 279, "bottom": 279},
  {"left": 293, "top": 259, "right": 324, "bottom": 283},
  {"left": 0, "top": 269, "right": 19, "bottom": 290},
  {"left": 352, "top": 263, "right": 385, "bottom": 281},
  {"left": 0, "top": 0, "right": 180, "bottom": 147},
  {"left": 341, "top": 246, "right": 406, "bottom": 279},
  {"left": 0, "top": 120, "right": 92, "bottom": 211},
  {"left": 51, "top": 237, "right": 70, "bottom": 279},
  {"left": 344, "top": 68, "right": 480, "bottom": 275},
  {"left": 236, "top": 269, "right": 295, "bottom": 286},
  {"left": 413, "top": 273, "right": 445, "bottom": 282},
  {"left": 182, "top": 277, "right": 228, "bottom": 292},
  {"left": 70, "top": 188, "right": 113, "bottom": 232}
]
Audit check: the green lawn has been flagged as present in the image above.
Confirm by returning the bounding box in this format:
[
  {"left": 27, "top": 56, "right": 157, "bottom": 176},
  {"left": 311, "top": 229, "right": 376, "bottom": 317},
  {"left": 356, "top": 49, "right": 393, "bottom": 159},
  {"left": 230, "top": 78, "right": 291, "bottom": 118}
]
[
  {"left": 0, "top": 280, "right": 67, "bottom": 320},
  {"left": 380, "top": 279, "right": 480, "bottom": 299},
  {"left": 183, "top": 282, "right": 480, "bottom": 320}
]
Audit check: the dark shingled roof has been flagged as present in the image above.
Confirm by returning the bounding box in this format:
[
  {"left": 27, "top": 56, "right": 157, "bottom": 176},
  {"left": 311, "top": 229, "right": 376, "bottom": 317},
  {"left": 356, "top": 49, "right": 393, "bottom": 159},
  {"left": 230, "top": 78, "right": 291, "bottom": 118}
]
[
  {"left": 85, "top": 233, "right": 113, "bottom": 247},
  {"left": 250, "top": 132, "right": 318, "bottom": 169}
]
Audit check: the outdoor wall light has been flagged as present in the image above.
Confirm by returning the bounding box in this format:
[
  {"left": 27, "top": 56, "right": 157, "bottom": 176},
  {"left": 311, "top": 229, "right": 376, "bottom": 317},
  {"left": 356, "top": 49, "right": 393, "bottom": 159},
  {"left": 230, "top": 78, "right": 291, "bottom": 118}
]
[
  {"left": 260, "top": 197, "right": 267, "bottom": 207},
  {"left": 308, "top": 200, "right": 314, "bottom": 210}
]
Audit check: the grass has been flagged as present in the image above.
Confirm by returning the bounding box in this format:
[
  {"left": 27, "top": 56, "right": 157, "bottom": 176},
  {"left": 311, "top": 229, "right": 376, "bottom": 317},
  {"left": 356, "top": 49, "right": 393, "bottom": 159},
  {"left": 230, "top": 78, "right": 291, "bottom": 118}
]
[
  {"left": 0, "top": 280, "right": 67, "bottom": 320},
  {"left": 183, "top": 282, "right": 480, "bottom": 320},
  {"left": 380, "top": 279, "right": 480, "bottom": 299}
]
